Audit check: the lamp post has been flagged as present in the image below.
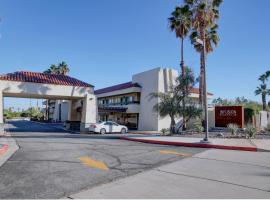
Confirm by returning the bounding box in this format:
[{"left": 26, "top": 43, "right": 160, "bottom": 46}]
[{"left": 195, "top": 37, "right": 209, "bottom": 143}]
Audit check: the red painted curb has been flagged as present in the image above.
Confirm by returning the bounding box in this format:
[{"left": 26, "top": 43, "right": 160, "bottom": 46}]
[
  {"left": 121, "top": 137, "right": 258, "bottom": 152},
  {"left": 0, "top": 144, "right": 9, "bottom": 156}
]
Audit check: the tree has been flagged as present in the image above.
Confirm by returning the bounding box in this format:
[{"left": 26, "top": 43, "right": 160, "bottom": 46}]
[
  {"left": 150, "top": 91, "right": 180, "bottom": 133},
  {"left": 58, "top": 61, "right": 70, "bottom": 75},
  {"left": 150, "top": 67, "right": 201, "bottom": 133},
  {"left": 169, "top": 5, "right": 192, "bottom": 76},
  {"left": 255, "top": 81, "right": 270, "bottom": 111},
  {"left": 186, "top": 0, "right": 222, "bottom": 108},
  {"left": 43, "top": 62, "right": 70, "bottom": 75},
  {"left": 169, "top": 5, "right": 193, "bottom": 129}
]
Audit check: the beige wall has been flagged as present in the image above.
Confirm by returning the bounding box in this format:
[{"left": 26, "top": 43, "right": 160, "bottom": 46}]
[{"left": 0, "top": 80, "right": 97, "bottom": 131}]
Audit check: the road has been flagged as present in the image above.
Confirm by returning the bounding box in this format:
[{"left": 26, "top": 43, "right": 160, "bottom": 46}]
[{"left": 0, "top": 120, "right": 205, "bottom": 199}]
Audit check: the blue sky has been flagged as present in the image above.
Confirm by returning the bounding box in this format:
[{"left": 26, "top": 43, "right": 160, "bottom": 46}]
[{"left": 0, "top": 0, "right": 270, "bottom": 109}]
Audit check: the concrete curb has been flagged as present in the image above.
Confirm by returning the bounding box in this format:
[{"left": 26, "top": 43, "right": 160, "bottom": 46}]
[{"left": 121, "top": 137, "right": 258, "bottom": 152}]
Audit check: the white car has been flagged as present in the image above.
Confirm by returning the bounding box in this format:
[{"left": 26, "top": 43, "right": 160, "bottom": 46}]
[{"left": 89, "top": 121, "right": 128, "bottom": 134}]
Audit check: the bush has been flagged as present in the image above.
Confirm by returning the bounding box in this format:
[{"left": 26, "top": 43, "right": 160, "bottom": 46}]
[
  {"left": 244, "top": 108, "right": 255, "bottom": 124},
  {"left": 160, "top": 128, "right": 170, "bottom": 135},
  {"left": 191, "top": 121, "right": 204, "bottom": 133},
  {"left": 266, "top": 123, "right": 270, "bottom": 133},
  {"left": 227, "top": 123, "right": 239, "bottom": 136},
  {"left": 245, "top": 124, "right": 257, "bottom": 138}
]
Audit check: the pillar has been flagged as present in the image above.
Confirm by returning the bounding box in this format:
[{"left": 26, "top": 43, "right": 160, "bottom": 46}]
[
  {"left": 80, "top": 94, "right": 97, "bottom": 133},
  {"left": 0, "top": 92, "right": 4, "bottom": 133}
]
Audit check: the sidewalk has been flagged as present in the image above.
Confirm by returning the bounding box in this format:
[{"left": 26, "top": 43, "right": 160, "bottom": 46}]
[
  {"left": 69, "top": 149, "right": 270, "bottom": 199},
  {"left": 0, "top": 125, "right": 19, "bottom": 168},
  {"left": 121, "top": 135, "right": 270, "bottom": 152}
]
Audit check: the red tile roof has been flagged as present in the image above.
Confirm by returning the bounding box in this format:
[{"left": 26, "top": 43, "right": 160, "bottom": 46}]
[
  {"left": 0, "top": 71, "right": 93, "bottom": 87},
  {"left": 95, "top": 81, "right": 213, "bottom": 96},
  {"left": 190, "top": 88, "right": 213, "bottom": 96},
  {"left": 95, "top": 82, "right": 141, "bottom": 95}
]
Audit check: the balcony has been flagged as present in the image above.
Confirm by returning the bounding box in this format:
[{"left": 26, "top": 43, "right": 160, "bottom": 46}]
[
  {"left": 98, "top": 101, "right": 140, "bottom": 107},
  {"left": 98, "top": 101, "right": 140, "bottom": 113}
]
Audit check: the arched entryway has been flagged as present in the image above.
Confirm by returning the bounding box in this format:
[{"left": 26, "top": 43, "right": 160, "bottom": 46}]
[{"left": 0, "top": 71, "right": 97, "bottom": 132}]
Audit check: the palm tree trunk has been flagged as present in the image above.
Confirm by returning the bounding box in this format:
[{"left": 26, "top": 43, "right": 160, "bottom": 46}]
[
  {"left": 170, "top": 116, "right": 176, "bottom": 134},
  {"left": 181, "top": 37, "right": 185, "bottom": 76},
  {"left": 262, "top": 94, "right": 266, "bottom": 110},
  {"left": 180, "top": 36, "right": 187, "bottom": 131},
  {"left": 199, "top": 53, "right": 204, "bottom": 108}
]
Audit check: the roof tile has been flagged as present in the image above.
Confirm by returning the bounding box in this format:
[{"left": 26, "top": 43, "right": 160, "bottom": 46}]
[{"left": 0, "top": 71, "right": 93, "bottom": 87}]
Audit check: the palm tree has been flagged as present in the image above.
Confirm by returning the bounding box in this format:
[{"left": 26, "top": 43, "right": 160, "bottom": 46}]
[
  {"left": 150, "top": 92, "right": 180, "bottom": 133},
  {"left": 255, "top": 84, "right": 270, "bottom": 111},
  {"left": 185, "top": 0, "right": 222, "bottom": 141},
  {"left": 58, "top": 61, "right": 70, "bottom": 75},
  {"left": 44, "top": 64, "right": 59, "bottom": 74},
  {"left": 169, "top": 5, "right": 192, "bottom": 131},
  {"left": 255, "top": 73, "right": 270, "bottom": 110}
]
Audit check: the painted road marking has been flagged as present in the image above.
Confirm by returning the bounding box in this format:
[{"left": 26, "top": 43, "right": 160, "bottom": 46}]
[
  {"left": 159, "top": 150, "right": 192, "bottom": 157},
  {"left": 79, "top": 156, "right": 109, "bottom": 171}
]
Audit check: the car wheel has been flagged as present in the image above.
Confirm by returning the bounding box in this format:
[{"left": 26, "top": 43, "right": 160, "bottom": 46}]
[
  {"left": 121, "top": 128, "right": 126, "bottom": 134},
  {"left": 100, "top": 128, "right": 106, "bottom": 135}
]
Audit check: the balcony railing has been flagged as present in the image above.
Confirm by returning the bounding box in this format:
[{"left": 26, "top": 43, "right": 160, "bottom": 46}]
[{"left": 99, "top": 101, "right": 140, "bottom": 106}]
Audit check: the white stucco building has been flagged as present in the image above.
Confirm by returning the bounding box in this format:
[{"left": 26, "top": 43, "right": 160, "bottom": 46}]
[{"left": 95, "top": 67, "right": 213, "bottom": 131}]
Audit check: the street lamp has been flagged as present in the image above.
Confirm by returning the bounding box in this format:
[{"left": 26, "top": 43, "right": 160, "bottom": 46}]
[{"left": 194, "top": 37, "right": 210, "bottom": 143}]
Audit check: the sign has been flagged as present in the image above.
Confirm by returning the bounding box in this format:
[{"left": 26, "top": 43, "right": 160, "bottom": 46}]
[{"left": 215, "top": 106, "right": 244, "bottom": 128}]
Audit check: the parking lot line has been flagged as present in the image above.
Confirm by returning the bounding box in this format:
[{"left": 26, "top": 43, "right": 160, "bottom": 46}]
[
  {"left": 159, "top": 150, "right": 193, "bottom": 157},
  {"left": 79, "top": 156, "right": 109, "bottom": 171}
]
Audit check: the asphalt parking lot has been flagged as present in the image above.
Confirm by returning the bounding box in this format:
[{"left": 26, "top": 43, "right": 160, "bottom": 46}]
[{"left": 0, "top": 120, "right": 205, "bottom": 199}]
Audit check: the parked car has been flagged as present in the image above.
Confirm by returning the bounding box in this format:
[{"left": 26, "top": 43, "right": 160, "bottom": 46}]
[{"left": 89, "top": 121, "right": 128, "bottom": 134}]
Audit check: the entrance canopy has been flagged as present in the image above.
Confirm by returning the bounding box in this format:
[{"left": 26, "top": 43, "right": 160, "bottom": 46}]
[
  {"left": 0, "top": 71, "right": 94, "bottom": 99},
  {"left": 0, "top": 71, "right": 97, "bottom": 131}
]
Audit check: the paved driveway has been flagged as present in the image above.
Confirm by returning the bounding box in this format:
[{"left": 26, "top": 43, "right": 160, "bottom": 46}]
[{"left": 0, "top": 120, "right": 205, "bottom": 199}]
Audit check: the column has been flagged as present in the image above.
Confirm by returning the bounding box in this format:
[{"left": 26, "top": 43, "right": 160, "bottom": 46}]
[
  {"left": 80, "top": 94, "right": 97, "bottom": 133},
  {"left": 0, "top": 92, "right": 4, "bottom": 133}
]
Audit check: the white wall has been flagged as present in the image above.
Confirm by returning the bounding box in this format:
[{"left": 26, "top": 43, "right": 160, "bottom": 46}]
[
  {"left": 132, "top": 68, "right": 179, "bottom": 131},
  {"left": 132, "top": 68, "right": 160, "bottom": 131}
]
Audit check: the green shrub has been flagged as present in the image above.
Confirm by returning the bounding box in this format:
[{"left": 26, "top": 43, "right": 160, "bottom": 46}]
[
  {"left": 266, "top": 123, "right": 270, "bottom": 133},
  {"left": 245, "top": 124, "right": 257, "bottom": 138},
  {"left": 244, "top": 108, "right": 255, "bottom": 124},
  {"left": 227, "top": 123, "right": 239, "bottom": 136},
  {"left": 160, "top": 128, "right": 170, "bottom": 135}
]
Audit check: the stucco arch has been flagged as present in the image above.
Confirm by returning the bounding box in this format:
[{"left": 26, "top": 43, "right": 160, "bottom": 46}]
[{"left": 0, "top": 71, "right": 97, "bottom": 132}]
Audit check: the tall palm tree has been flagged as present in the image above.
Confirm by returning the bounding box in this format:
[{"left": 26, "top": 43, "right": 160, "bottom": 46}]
[
  {"left": 168, "top": 5, "right": 192, "bottom": 130},
  {"left": 255, "top": 73, "right": 270, "bottom": 110},
  {"left": 168, "top": 5, "right": 192, "bottom": 76},
  {"left": 186, "top": 0, "right": 222, "bottom": 141}
]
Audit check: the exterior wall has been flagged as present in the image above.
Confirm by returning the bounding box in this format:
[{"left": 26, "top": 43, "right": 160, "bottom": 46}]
[
  {"left": 132, "top": 68, "right": 179, "bottom": 131},
  {"left": 132, "top": 68, "right": 160, "bottom": 131}
]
